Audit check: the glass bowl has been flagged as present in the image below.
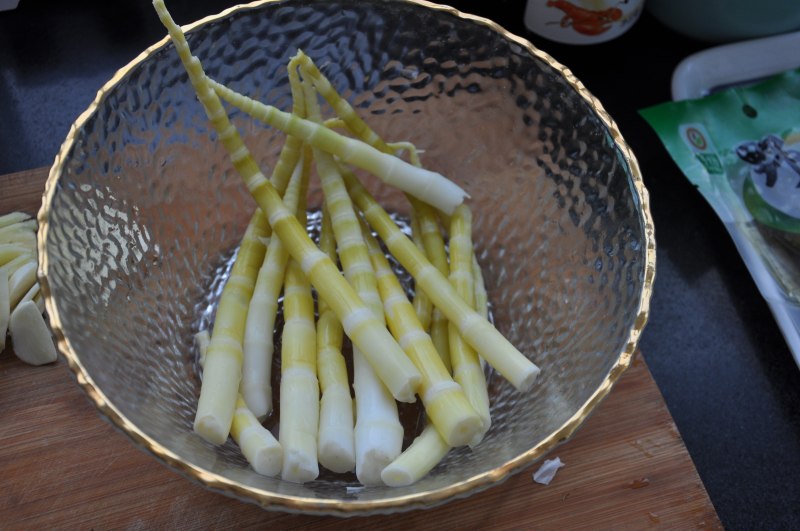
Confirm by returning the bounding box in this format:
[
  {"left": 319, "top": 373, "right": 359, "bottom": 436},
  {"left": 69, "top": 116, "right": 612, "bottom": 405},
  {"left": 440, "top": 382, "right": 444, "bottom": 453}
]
[{"left": 38, "top": 0, "right": 655, "bottom": 516}]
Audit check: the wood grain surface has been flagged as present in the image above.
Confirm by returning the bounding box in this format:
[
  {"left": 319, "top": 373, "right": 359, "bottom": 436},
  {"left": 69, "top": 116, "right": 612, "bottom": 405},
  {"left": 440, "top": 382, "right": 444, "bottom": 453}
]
[{"left": 0, "top": 167, "right": 720, "bottom": 529}]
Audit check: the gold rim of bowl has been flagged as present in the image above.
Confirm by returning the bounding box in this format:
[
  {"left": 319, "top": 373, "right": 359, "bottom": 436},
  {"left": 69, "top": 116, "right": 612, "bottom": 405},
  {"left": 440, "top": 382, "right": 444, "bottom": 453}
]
[{"left": 36, "top": 0, "right": 656, "bottom": 515}]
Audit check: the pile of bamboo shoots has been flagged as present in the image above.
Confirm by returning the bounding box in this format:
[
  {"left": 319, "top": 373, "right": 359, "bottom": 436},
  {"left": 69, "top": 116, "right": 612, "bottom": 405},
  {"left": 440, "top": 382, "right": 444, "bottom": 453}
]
[{"left": 154, "top": 0, "right": 540, "bottom": 487}]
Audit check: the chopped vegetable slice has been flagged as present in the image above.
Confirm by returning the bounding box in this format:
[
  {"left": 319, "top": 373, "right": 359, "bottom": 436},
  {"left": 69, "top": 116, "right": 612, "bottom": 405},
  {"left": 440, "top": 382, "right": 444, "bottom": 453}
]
[
  {"left": 8, "top": 260, "right": 36, "bottom": 311},
  {"left": 9, "top": 301, "right": 57, "bottom": 366},
  {"left": 0, "top": 212, "right": 31, "bottom": 229},
  {"left": 0, "top": 244, "right": 33, "bottom": 266},
  {"left": 0, "top": 267, "right": 9, "bottom": 351},
  {"left": 0, "top": 225, "right": 36, "bottom": 247}
]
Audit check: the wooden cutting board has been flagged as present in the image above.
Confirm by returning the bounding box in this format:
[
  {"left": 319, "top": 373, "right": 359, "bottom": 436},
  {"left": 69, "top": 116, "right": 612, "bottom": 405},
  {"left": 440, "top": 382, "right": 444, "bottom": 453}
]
[{"left": 0, "top": 168, "right": 720, "bottom": 529}]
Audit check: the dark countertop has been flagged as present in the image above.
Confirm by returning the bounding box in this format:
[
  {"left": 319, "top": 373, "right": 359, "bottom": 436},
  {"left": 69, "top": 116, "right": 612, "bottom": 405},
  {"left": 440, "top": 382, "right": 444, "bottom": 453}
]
[{"left": 1, "top": 1, "right": 798, "bottom": 528}]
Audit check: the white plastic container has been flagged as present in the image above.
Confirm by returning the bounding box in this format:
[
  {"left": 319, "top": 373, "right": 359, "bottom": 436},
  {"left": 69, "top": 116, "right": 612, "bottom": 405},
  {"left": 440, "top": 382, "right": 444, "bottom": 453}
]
[{"left": 0, "top": 0, "right": 20, "bottom": 12}]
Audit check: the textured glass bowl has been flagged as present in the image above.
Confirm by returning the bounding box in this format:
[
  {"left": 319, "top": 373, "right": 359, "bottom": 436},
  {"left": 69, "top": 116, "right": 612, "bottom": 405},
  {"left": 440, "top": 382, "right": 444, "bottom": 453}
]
[{"left": 38, "top": 0, "right": 654, "bottom": 516}]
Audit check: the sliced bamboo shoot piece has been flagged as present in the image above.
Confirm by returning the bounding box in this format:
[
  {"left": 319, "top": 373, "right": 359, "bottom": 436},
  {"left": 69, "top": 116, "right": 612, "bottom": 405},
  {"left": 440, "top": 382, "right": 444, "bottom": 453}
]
[
  {"left": 0, "top": 244, "right": 32, "bottom": 266},
  {"left": 9, "top": 260, "right": 36, "bottom": 311},
  {"left": 10, "top": 300, "right": 57, "bottom": 365},
  {"left": 0, "top": 212, "right": 31, "bottom": 229},
  {"left": 0, "top": 225, "right": 37, "bottom": 247},
  {"left": 0, "top": 270, "right": 9, "bottom": 351}
]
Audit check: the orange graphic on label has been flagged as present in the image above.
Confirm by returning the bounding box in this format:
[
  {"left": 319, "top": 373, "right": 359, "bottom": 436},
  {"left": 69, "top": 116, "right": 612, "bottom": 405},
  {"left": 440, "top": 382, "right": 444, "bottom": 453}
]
[{"left": 546, "top": 0, "right": 623, "bottom": 36}]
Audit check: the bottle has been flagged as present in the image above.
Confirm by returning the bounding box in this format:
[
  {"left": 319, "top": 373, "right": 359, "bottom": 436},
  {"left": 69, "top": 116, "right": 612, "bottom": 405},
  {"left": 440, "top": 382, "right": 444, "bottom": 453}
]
[{"left": 524, "top": 0, "right": 644, "bottom": 45}]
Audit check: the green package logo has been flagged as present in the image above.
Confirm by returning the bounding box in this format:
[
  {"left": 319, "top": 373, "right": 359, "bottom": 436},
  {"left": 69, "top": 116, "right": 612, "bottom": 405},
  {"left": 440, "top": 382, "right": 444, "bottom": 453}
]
[{"left": 679, "top": 123, "right": 724, "bottom": 175}]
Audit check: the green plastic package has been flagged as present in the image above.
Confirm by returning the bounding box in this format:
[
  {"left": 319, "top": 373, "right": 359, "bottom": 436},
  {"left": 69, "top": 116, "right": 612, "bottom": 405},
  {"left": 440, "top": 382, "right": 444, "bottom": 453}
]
[{"left": 641, "top": 68, "right": 800, "bottom": 361}]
